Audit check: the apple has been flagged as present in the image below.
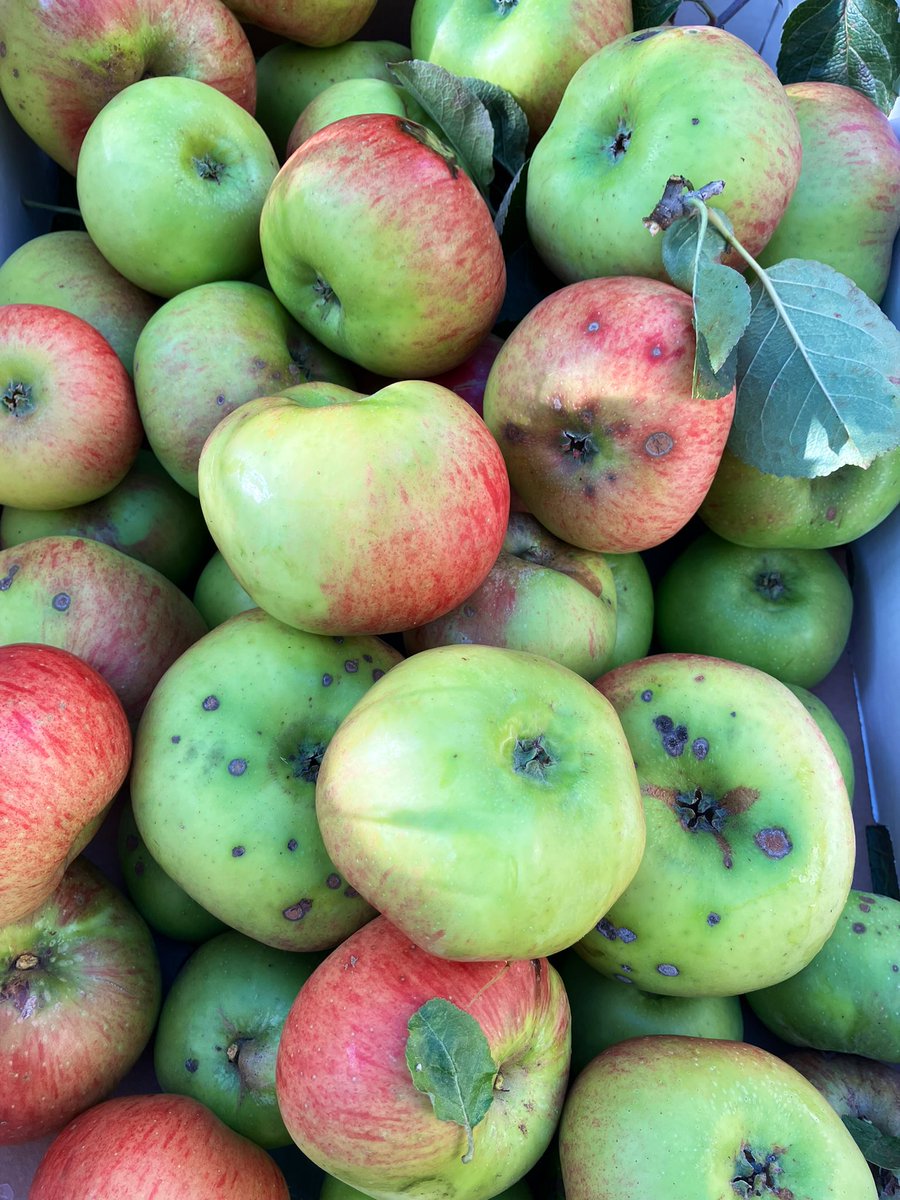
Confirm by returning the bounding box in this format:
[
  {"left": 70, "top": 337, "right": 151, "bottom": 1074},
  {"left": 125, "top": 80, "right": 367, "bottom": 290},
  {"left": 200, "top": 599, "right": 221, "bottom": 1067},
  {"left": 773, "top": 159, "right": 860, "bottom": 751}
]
[
  {"left": 482, "top": 276, "right": 736, "bottom": 553},
  {"left": 746, "top": 889, "right": 900, "bottom": 1062},
  {"left": 526, "top": 25, "right": 802, "bottom": 282},
  {"left": 0, "top": 449, "right": 212, "bottom": 589},
  {"left": 577, "top": 653, "right": 855, "bottom": 997},
  {"left": 603, "top": 552, "right": 654, "bottom": 670},
  {"left": 784, "top": 683, "right": 855, "bottom": 800},
  {"left": 0, "top": 643, "right": 131, "bottom": 925},
  {"left": 197, "top": 381, "right": 510, "bottom": 636},
  {"left": 0, "top": 857, "right": 161, "bottom": 1143},
  {"left": 0, "top": 535, "right": 208, "bottom": 723},
  {"left": 558, "top": 1036, "right": 877, "bottom": 1199},
  {"left": 757, "top": 82, "right": 900, "bottom": 302},
  {"left": 133, "top": 280, "right": 356, "bottom": 496},
  {"left": 653, "top": 532, "right": 855, "bottom": 688},
  {"left": 426, "top": 332, "right": 505, "bottom": 418},
  {"left": 276, "top": 915, "right": 571, "bottom": 1198},
  {"left": 259, "top": 113, "right": 506, "bottom": 377},
  {"left": 131, "top": 606, "right": 401, "bottom": 951},
  {"left": 0, "top": 0, "right": 256, "bottom": 174},
  {"left": 321, "top": 1174, "right": 533, "bottom": 1199},
  {"left": 0, "top": 229, "right": 158, "bottom": 374},
  {"left": 0, "top": 303, "right": 142, "bottom": 510},
  {"left": 316, "top": 642, "right": 645, "bottom": 961},
  {"left": 30, "top": 1093, "right": 291, "bottom": 1199},
  {"left": 222, "top": 0, "right": 376, "bottom": 46},
  {"left": 403, "top": 512, "right": 618, "bottom": 681},
  {"left": 76, "top": 77, "right": 279, "bottom": 299},
  {"left": 410, "top": 0, "right": 633, "bottom": 139},
  {"left": 698, "top": 445, "right": 900, "bottom": 549},
  {"left": 286, "top": 77, "right": 433, "bottom": 156},
  {"left": 154, "top": 930, "right": 322, "bottom": 1147},
  {"left": 254, "top": 38, "right": 411, "bottom": 158},
  {"left": 192, "top": 550, "right": 257, "bottom": 629}
]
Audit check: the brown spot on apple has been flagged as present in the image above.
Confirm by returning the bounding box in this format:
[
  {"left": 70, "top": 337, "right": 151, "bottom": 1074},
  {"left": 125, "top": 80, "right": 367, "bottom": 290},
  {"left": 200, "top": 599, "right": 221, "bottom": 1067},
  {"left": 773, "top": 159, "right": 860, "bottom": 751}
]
[
  {"left": 644, "top": 432, "right": 674, "bottom": 457},
  {"left": 754, "top": 827, "right": 793, "bottom": 859}
]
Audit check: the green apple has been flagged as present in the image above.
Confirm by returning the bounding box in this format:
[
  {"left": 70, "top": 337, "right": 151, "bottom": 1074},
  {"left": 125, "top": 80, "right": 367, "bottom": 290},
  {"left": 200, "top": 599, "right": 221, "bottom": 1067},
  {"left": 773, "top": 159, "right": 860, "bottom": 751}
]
[
  {"left": 653, "top": 532, "right": 854, "bottom": 688},
  {"left": 746, "top": 889, "right": 900, "bottom": 1062},
  {"left": 76, "top": 76, "right": 279, "bottom": 298},
  {"left": 286, "top": 77, "right": 432, "bottom": 156},
  {"left": 699, "top": 445, "right": 900, "bottom": 549},
  {"left": 321, "top": 1175, "right": 532, "bottom": 1199},
  {"left": 559, "top": 1036, "right": 877, "bottom": 1199},
  {"left": 603, "top": 552, "right": 654, "bottom": 670},
  {"left": 192, "top": 551, "right": 257, "bottom": 630},
  {"left": 526, "top": 25, "right": 802, "bottom": 282},
  {"left": 577, "top": 653, "right": 855, "bottom": 997},
  {"left": 154, "top": 931, "right": 322, "bottom": 1147},
  {"left": 757, "top": 82, "right": 900, "bottom": 303},
  {"left": 784, "top": 683, "right": 855, "bottom": 800}
]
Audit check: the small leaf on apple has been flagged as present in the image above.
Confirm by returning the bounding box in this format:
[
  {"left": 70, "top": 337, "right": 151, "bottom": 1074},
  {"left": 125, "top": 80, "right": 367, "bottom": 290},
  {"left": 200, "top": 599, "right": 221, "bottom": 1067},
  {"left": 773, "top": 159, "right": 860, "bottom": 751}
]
[
  {"left": 776, "top": 0, "right": 900, "bottom": 115},
  {"left": 405, "top": 997, "right": 497, "bottom": 1163},
  {"left": 730, "top": 258, "right": 900, "bottom": 477},
  {"left": 459, "top": 77, "right": 529, "bottom": 179},
  {"left": 842, "top": 1115, "right": 900, "bottom": 1171}
]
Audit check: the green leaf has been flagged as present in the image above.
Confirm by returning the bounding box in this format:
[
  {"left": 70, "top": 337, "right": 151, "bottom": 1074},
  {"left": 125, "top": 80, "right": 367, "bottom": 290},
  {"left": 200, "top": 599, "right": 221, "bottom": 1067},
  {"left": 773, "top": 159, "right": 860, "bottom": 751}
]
[
  {"left": 843, "top": 1116, "right": 900, "bottom": 1171},
  {"left": 495, "top": 160, "right": 528, "bottom": 243},
  {"left": 389, "top": 59, "right": 495, "bottom": 192},
  {"left": 460, "top": 76, "right": 529, "bottom": 179},
  {"left": 632, "top": 0, "right": 682, "bottom": 29},
  {"left": 730, "top": 258, "right": 900, "bottom": 477},
  {"left": 776, "top": 0, "right": 900, "bottom": 115},
  {"left": 405, "top": 997, "right": 497, "bottom": 1163}
]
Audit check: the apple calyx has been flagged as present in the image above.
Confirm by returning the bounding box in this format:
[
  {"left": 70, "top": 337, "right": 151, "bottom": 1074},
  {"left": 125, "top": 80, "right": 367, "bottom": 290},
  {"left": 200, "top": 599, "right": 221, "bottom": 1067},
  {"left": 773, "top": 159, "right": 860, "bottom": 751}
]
[
  {"left": 562, "top": 430, "right": 599, "bottom": 463},
  {"left": 2, "top": 380, "right": 35, "bottom": 417},
  {"left": 513, "top": 735, "right": 557, "bottom": 779},
  {"left": 645, "top": 778, "right": 763, "bottom": 869},
  {"left": 192, "top": 154, "right": 226, "bottom": 184},
  {"left": 756, "top": 570, "right": 787, "bottom": 602},
  {"left": 730, "top": 1143, "right": 791, "bottom": 1198},
  {"left": 313, "top": 276, "right": 338, "bottom": 310},
  {"left": 283, "top": 740, "right": 327, "bottom": 783},
  {"left": 495, "top": 0, "right": 519, "bottom": 13},
  {"left": 606, "top": 121, "right": 633, "bottom": 162}
]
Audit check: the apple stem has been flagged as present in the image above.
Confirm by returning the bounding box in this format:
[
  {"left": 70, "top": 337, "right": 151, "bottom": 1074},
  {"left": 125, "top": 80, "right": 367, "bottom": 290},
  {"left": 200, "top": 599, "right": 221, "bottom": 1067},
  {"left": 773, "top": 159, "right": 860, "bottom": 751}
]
[{"left": 461, "top": 1122, "right": 475, "bottom": 1164}]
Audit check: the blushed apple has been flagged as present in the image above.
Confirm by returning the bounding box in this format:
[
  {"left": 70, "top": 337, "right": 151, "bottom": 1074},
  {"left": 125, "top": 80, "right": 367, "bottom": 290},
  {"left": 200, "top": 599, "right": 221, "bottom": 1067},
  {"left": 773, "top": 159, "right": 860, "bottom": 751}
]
[{"left": 222, "top": 0, "right": 377, "bottom": 46}]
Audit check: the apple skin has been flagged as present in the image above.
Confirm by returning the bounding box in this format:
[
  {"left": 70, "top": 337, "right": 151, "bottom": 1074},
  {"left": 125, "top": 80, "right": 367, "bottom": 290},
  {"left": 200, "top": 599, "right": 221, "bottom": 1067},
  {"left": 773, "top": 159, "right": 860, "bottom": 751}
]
[
  {"left": 76, "top": 77, "right": 279, "bottom": 299},
  {"left": 653, "top": 532, "right": 854, "bottom": 688},
  {"left": 552, "top": 948, "right": 743, "bottom": 1077},
  {"left": 482, "top": 276, "right": 735, "bottom": 553},
  {"left": 0, "top": 643, "right": 131, "bottom": 926},
  {"left": 30, "top": 1093, "right": 291, "bottom": 1200},
  {"left": 0, "top": 303, "right": 143, "bottom": 510},
  {"left": 526, "top": 25, "right": 802, "bottom": 283},
  {"left": 746, "top": 889, "right": 900, "bottom": 1062},
  {"left": 558, "top": 1036, "right": 877, "bottom": 1199},
  {"left": 410, "top": 0, "right": 633, "bottom": 140},
  {"left": 316, "top": 643, "right": 645, "bottom": 961},
  {"left": 0, "top": 0, "right": 256, "bottom": 175},
  {"left": 699, "top": 444, "right": 900, "bottom": 549},
  {"left": 0, "top": 535, "right": 208, "bottom": 723},
  {"left": 221, "top": 0, "right": 376, "bottom": 45},
  {"left": 403, "top": 512, "right": 618, "bottom": 680},
  {"left": 757, "top": 82, "right": 900, "bottom": 303},
  {"left": 133, "top": 280, "right": 355, "bottom": 496},
  {"left": 276, "top": 915, "right": 571, "bottom": 1199},
  {"left": 321, "top": 1175, "right": 532, "bottom": 1199},
  {"left": 0, "top": 230, "right": 158, "bottom": 374},
  {"left": 259, "top": 113, "right": 507, "bottom": 378},
  {"left": 577, "top": 653, "right": 855, "bottom": 997},
  {"left": 0, "top": 858, "right": 161, "bottom": 1144},
  {"left": 286, "top": 77, "right": 433, "bottom": 156},
  {"left": 198, "top": 381, "right": 510, "bottom": 637},
  {"left": 0, "top": 449, "right": 212, "bottom": 590},
  {"left": 603, "top": 552, "right": 654, "bottom": 670},
  {"left": 784, "top": 683, "right": 855, "bottom": 800},
  {"left": 192, "top": 550, "right": 257, "bottom": 629}
]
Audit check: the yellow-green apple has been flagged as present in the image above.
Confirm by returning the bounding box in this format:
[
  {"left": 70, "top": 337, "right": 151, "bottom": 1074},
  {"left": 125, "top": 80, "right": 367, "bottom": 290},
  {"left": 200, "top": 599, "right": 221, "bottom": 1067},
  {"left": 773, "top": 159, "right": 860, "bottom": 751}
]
[
  {"left": 0, "top": 644, "right": 131, "bottom": 926},
  {"left": 258, "top": 113, "right": 506, "bottom": 377},
  {"left": 603, "top": 552, "right": 654, "bottom": 670},
  {"left": 192, "top": 551, "right": 257, "bottom": 629},
  {"left": 577, "top": 653, "right": 855, "bottom": 997},
  {"left": 0, "top": 0, "right": 256, "bottom": 174},
  {"left": 76, "top": 77, "right": 279, "bottom": 298},
  {"left": 653, "top": 533, "right": 854, "bottom": 688},
  {"left": 131, "top": 607, "right": 400, "bottom": 950},
  {"left": 403, "top": 512, "right": 618, "bottom": 680},
  {"left": 526, "top": 26, "right": 802, "bottom": 282},
  {"left": 0, "top": 535, "right": 208, "bottom": 722},
  {"left": 316, "top": 642, "right": 645, "bottom": 961},
  {"left": 222, "top": 0, "right": 376, "bottom": 45},
  {"left": 0, "top": 858, "right": 160, "bottom": 1143},
  {"left": 197, "top": 380, "right": 510, "bottom": 636},
  {"left": 255, "top": 38, "right": 410, "bottom": 157},
  {"left": 0, "top": 230, "right": 158, "bottom": 374},
  {"left": 276, "top": 915, "right": 571, "bottom": 1198},
  {"left": 133, "top": 280, "right": 355, "bottom": 496},
  {"left": 0, "top": 449, "right": 212, "bottom": 590},
  {"left": 757, "top": 82, "right": 900, "bottom": 302},
  {"left": 0, "top": 303, "right": 142, "bottom": 510},
  {"left": 482, "top": 276, "right": 735, "bottom": 553},
  {"left": 699, "top": 445, "right": 900, "bottom": 549},
  {"left": 784, "top": 683, "right": 855, "bottom": 800},
  {"left": 746, "top": 889, "right": 900, "bottom": 1062},
  {"left": 321, "top": 1179, "right": 532, "bottom": 1200},
  {"left": 410, "top": 0, "right": 633, "bottom": 139},
  {"left": 286, "top": 77, "right": 433, "bottom": 156},
  {"left": 558, "top": 1036, "right": 877, "bottom": 1199},
  {"left": 154, "top": 931, "right": 322, "bottom": 1147},
  {"left": 29, "top": 1093, "right": 291, "bottom": 1199}
]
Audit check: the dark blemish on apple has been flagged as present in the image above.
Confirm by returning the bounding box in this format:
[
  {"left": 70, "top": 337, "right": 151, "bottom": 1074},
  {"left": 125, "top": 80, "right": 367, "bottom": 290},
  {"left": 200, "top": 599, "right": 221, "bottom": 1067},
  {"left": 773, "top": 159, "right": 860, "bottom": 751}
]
[
  {"left": 692, "top": 738, "right": 709, "bottom": 760},
  {"left": 618, "top": 928, "right": 637, "bottom": 943},
  {"left": 51, "top": 592, "right": 71, "bottom": 612},
  {"left": 892, "top": 964, "right": 898, "bottom": 972},
  {"left": 615, "top": 974, "right": 635, "bottom": 984},
  {"left": 287, "top": 839, "right": 298, "bottom": 851},
  {"left": 125, "top": 835, "right": 139, "bottom": 851},
  {"left": 326, "top": 874, "right": 341, "bottom": 889},
  {"left": 859, "top": 902, "right": 871, "bottom": 912},
  {"left": 185, "top": 1059, "right": 199, "bottom": 1073},
  {"left": 730, "top": 711, "right": 736, "bottom": 717},
  {"left": 283, "top": 899, "right": 313, "bottom": 921},
  {"left": 0, "top": 564, "right": 20, "bottom": 590},
  {"left": 216, "top": 394, "right": 225, "bottom": 406},
  {"left": 694, "top": 675, "right": 705, "bottom": 683},
  {"left": 227, "top": 758, "right": 248, "bottom": 776},
  {"left": 0, "top": 42, "right": 6, "bottom": 56},
  {"left": 657, "top": 963, "right": 679, "bottom": 976},
  {"left": 649, "top": 345, "right": 663, "bottom": 359},
  {"left": 707, "top": 912, "right": 721, "bottom": 925},
  {"left": 333, "top": 636, "right": 345, "bottom": 644},
  {"left": 691, "top": 117, "right": 700, "bottom": 125},
  {"left": 503, "top": 422, "right": 525, "bottom": 444},
  {"left": 344, "top": 659, "right": 358, "bottom": 673},
  {"left": 531, "top": 959, "right": 543, "bottom": 981},
  {"left": 644, "top": 432, "right": 674, "bottom": 458},
  {"left": 596, "top": 918, "right": 617, "bottom": 940},
  {"left": 587, "top": 321, "right": 600, "bottom": 332},
  {"left": 584, "top": 482, "right": 596, "bottom": 499},
  {"left": 518, "top": 1123, "right": 527, "bottom": 1136},
  {"left": 826, "top": 506, "right": 837, "bottom": 521},
  {"left": 754, "top": 827, "right": 792, "bottom": 859},
  {"left": 171, "top": 735, "right": 181, "bottom": 744},
  {"left": 344, "top": 885, "right": 359, "bottom": 898},
  {"left": 202, "top": 695, "right": 220, "bottom": 711},
  {"left": 463, "top": 604, "right": 477, "bottom": 617},
  {"left": 363, "top": 654, "right": 373, "bottom": 663},
  {"left": 654, "top": 715, "right": 688, "bottom": 756},
  {"left": 852, "top": 922, "right": 866, "bottom": 933},
  {"left": 231, "top": 846, "right": 245, "bottom": 857},
  {"left": 322, "top": 674, "right": 333, "bottom": 686},
  {"left": 631, "top": 29, "right": 662, "bottom": 41},
  {"left": 641, "top": 690, "right": 653, "bottom": 701},
  {"left": 372, "top": 668, "right": 384, "bottom": 681}
]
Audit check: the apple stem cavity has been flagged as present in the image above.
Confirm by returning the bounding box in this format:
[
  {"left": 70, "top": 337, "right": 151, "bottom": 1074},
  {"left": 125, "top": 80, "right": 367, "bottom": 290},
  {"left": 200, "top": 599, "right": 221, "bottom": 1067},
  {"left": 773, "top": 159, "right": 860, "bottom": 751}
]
[
  {"left": 2, "top": 380, "right": 35, "bottom": 417},
  {"left": 513, "top": 735, "right": 556, "bottom": 779}
]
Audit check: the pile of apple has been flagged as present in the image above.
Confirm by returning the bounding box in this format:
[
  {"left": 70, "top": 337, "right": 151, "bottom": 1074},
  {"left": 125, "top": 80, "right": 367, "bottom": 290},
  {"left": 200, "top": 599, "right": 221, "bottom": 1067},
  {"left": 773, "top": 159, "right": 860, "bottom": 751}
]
[{"left": 1, "top": 0, "right": 899, "bottom": 1198}]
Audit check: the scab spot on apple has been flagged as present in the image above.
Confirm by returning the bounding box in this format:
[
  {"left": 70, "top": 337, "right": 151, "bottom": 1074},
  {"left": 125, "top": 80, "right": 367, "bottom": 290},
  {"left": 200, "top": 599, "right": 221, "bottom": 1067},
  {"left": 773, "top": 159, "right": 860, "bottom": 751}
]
[
  {"left": 596, "top": 918, "right": 637, "bottom": 943},
  {"left": 691, "top": 738, "right": 709, "bottom": 760},
  {"left": 216, "top": 394, "right": 226, "bottom": 406},
  {"left": 654, "top": 715, "right": 688, "bottom": 756},
  {"left": 614, "top": 973, "right": 635, "bottom": 984},
  {"left": 231, "top": 846, "right": 245, "bottom": 858},
  {"left": 586, "top": 321, "right": 601, "bottom": 333},
  {"left": 283, "top": 899, "right": 313, "bottom": 921},
  {"left": 344, "top": 885, "right": 359, "bottom": 898},
  {"left": 322, "top": 674, "right": 333, "bottom": 687},
  {"left": 227, "top": 758, "right": 248, "bottom": 776},
  {"left": 0, "top": 564, "right": 19, "bottom": 590},
  {"left": 641, "top": 690, "right": 653, "bottom": 702},
  {"left": 372, "top": 668, "right": 385, "bottom": 682},
  {"left": 630, "top": 29, "right": 662, "bottom": 41},
  {"left": 51, "top": 592, "right": 71, "bottom": 612},
  {"left": 656, "top": 963, "right": 679, "bottom": 976},
  {"left": 852, "top": 922, "right": 866, "bottom": 934},
  {"left": 754, "top": 827, "right": 793, "bottom": 859},
  {"left": 859, "top": 902, "right": 872, "bottom": 912},
  {"left": 184, "top": 1058, "right": 199, "bottom": 1073},
  {"left": 171, "top": 735, "right": 181, "bottom": 744},
  {"left": 707, "top": 912, "right": 721, "bottom": 926},
  {"left": 326, "top": 874, "right": 341, "bottom": 889},
  {"left": 691, "top": 117, "right": 700, "bottom": 126},
  {"left": 344, "top": 659, "right": 358, "bottom": 673},
  {"left": 644, "top": 432, "right": 674, "bottom": 458},
  {"left": 287, "top": 839, "right": 298, "bottom": 851},
  {"left": 202, "top": 695, "right": 220, "bottom": 711}
]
